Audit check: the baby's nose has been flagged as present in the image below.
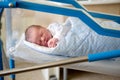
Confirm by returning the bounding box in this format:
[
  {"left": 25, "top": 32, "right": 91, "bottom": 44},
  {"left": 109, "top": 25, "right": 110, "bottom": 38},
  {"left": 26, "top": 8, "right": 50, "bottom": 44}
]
[{"left": 41, "top": 37, "right": 45, "bottom": 41}]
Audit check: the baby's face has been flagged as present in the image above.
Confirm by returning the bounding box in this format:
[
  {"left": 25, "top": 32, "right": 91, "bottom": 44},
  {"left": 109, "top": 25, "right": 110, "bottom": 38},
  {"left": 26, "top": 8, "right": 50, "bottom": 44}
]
[{"left": 28, "top": 27, "right": 52, "bottom": 47}]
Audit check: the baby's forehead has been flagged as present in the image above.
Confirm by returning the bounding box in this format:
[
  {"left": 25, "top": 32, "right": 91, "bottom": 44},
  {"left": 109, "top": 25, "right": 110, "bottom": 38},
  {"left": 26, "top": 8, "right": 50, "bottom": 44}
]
[
  {"left": 28, "top": 29, "right": 39, "bottom": 42},
  {"left": 28, "top": 27, "right": 39, "bottom": 32},
  {"left": 28, "top": 26, "right": 45, "bottom": 37}
]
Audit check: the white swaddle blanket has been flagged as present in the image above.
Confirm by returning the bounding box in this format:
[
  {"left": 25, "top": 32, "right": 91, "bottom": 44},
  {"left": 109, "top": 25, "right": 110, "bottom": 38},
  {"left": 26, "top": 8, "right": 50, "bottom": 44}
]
[{"left": 23, "top": 17, "right": 120, "bottom": 57}]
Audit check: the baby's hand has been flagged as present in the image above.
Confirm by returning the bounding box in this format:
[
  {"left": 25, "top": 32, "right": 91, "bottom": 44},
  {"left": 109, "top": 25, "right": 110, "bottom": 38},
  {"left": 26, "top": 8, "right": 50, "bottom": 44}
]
[{"left": 47, "top": 38, "right": 59, "bottom": 48}]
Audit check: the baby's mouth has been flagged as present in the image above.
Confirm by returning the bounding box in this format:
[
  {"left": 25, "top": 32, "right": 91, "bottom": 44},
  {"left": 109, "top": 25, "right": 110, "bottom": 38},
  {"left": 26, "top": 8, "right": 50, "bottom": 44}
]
[{"left": 44, "top": 41, "right": 48, "bottom": 47}]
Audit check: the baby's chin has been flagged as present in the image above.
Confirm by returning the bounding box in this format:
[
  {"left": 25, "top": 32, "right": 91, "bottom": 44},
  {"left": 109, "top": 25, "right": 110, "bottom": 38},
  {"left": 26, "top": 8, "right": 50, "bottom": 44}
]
[
  {"left": 36, "top": 43, "right": 48, "bottom": 47},
  {"left": 41, "top": 41, "right": 49, "bottom": 47}
]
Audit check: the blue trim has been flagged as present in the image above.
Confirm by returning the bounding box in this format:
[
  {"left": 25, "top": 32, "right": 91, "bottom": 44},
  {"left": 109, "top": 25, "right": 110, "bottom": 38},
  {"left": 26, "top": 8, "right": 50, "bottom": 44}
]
[
  {"left": 9, "top": 59, "right": 15, "bottom": 79},
  {"left": 0, "top": 8, "right": 3, "bottom": 15},
  {"left": 0, "top": 7, "right": 4, "bottom": 80},
  {"left": 16, "top": 1, "right": 120, "bottom": 38},
  {"left": 0, "top": 40, "right": 4, "bottom": 80},
  {"left": 49, "top": 0, "right": 88, "bottom": 11},
  {"left": 89, "top": 11, "right": 120, "bottom": 23},
  {"left": 88, "top": 50, "right": 120, "bottom": 62},
  {"left": 49, "top": 0, "right": 120, "bottom": 23}
]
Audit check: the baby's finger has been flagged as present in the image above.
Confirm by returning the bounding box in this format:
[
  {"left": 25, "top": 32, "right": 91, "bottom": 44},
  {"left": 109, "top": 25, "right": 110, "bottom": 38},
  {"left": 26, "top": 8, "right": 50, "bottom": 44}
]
[
  {"left": 48, "top": 45, "right": 51, "bottom": 48},
  {"left": 49, "top": 44, "right": 55, "bottom": 48}
]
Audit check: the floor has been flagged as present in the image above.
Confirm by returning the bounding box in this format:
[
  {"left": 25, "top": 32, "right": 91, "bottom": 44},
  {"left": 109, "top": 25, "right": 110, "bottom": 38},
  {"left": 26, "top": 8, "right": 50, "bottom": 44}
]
[
  {"left": 60, "top": 69, "right": 120, "bottom": 80},
  {"left": 2, "top": 61, "right": 120, "bottom": 80}
]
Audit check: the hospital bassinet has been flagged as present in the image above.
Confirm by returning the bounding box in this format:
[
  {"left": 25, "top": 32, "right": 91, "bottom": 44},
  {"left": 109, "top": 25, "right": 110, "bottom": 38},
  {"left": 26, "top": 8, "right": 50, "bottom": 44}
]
[{"left": 0, "top": 0, "right": 120, "bottom": 80}]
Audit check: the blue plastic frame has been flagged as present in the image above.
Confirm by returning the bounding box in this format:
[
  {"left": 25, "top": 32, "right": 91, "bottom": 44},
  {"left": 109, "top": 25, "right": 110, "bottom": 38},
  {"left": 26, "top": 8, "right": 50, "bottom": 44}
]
[
  {"left": 0, "top": 40, "right": 4, "bottom": 80},
  {"left": 49, "top": 0, "right": 120, "bottom": 23},
  {"left": 88, "top": 50, "right": 120, "bottom": 62},
  {"left": 0, "top": 8, "right": 4, "bottom": 80}
]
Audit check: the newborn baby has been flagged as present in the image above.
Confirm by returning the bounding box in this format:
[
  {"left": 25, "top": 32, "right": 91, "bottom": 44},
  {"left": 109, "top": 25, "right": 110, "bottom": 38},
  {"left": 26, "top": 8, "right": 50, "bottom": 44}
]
[
  {"left": 24, "top": 17, "right": 120, "bottom": 57},
  {"left": 25, "top": 22, "right": 71, "bottom": 48}
]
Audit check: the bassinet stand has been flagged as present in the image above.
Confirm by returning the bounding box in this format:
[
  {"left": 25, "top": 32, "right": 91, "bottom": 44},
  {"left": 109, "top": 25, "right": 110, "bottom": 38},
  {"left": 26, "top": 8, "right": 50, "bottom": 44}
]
[{"left": 0, "top": 0, "right": 120, "bottom": 80}]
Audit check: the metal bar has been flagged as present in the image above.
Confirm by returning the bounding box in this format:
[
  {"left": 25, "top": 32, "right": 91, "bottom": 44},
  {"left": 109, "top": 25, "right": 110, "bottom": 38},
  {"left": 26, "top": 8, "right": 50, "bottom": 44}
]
[
  {"left": 16, "top": 1, "right": 120, "bottom": 38},
  {"left": 0, "top": 56, "right": 88, "bottom": 76},
  {"left": 63, "top": 68, "right": 67, "bottom": 80}
]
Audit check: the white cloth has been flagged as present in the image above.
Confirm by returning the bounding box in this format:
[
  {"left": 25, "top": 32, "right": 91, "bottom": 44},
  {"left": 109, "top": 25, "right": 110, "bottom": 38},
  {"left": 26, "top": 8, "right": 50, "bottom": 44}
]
[{"left": 47, "top": 22, "right": 72, "bottom": 40}]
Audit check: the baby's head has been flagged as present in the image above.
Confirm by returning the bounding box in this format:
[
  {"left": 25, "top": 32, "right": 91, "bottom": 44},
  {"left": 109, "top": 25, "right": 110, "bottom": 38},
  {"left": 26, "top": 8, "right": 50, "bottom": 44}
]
[{"left": 25, "top": 25, "right": 52, "bottom": 47}]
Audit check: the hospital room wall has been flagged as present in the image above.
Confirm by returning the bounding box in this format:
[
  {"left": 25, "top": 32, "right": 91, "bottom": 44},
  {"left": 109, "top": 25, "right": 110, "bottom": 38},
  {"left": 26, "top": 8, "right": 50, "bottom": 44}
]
[
  {"left": 85, "top": 3, "right": 120, "bottom": 15},
  {"left": 1, "top": 3, "right": 120, "bottom": 53}
]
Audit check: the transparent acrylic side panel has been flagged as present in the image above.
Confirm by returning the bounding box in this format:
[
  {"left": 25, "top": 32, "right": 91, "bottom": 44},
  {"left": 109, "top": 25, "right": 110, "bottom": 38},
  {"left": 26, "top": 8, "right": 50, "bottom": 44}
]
[{"left": 2, "top": 0, "right": 68, "bottom": 64}]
